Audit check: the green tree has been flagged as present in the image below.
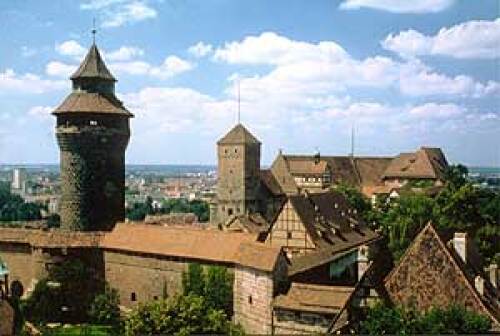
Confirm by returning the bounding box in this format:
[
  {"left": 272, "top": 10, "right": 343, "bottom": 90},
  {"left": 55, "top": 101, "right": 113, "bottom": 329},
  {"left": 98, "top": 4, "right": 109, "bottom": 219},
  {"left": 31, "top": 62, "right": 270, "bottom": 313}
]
[
  {"left": 0, "top": 183, "right": 43, "bottom": 222},
  {"left": 23, "top": 279, "right": 64, "bottom": 323},
  {"left": 181, "top": 263, "right": 205, "bottom": 297},
  {"left": 332, "top": 183, "right": 376, "bottom": 224},
  {"left": 188, "top": 199, "right": 209, "bottom": 222},
  {"left": 380, "top": 194, "right": 435, "bottom": 260},
  {"left": 23, "top": 259, "right": 103, "bottom": 323},
  {"left": 360, "top": 303, "right": 491, "bottom": 335},
  {"left": 204, "top": 266, "right": 233, "bottom": 316},
  {"left": 443, "top": 164, "right": 468, "bottom": 190},
  {"left": 124, "top": 294, "right": 244, "bottom": 336},
  {"left": 88, "top": 284, "right": 121, "bottom": 327}
]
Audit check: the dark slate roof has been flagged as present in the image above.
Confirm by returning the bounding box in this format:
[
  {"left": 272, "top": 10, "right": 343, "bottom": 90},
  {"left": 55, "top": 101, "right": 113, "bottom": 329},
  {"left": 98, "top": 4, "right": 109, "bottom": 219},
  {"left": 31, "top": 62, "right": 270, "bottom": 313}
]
[
  {"left": 353, "top": 157, "right": 392, "bottom": 186},
  {"left": 217, "top": 123, "right": 260, "bottom": 145},
  {"left": 53, "top": 92, "right": 133, "bottom": 116},
  {"left": 71, "top": 44, "right": 116, "bottom": 81},
  {"left": 260, "top": 169, "right": 284, "bottom": 196}
]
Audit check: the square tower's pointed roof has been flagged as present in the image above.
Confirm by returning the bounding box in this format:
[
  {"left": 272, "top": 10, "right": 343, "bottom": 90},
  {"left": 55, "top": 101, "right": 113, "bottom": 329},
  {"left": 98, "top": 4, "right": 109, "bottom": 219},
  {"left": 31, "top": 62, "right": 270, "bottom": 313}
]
[
  {"left": 217, "top": 123, "right": 261, "bottom": 145},
  {"left": 70, "top": 44, "right": 116, "bottom": 81}
]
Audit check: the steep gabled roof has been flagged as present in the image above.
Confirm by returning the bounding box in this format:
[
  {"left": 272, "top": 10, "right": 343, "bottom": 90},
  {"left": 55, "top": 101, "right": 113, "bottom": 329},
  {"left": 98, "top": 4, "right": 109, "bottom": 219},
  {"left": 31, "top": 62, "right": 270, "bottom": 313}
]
[
  {"left": 382, "top": 147, "right": 448, "bottom": 180},
  {"left": 217, "top": 123, "right": 260, "bottom": 145},
  {"left": 276, "top": 191, "right": 379, "bottom": 274},
  {"left": 260, "top": 169, "right": 284, "bottom": 196},
  {"left": 385, "top": 222, "right": 499, "bottom": 328},
  {"left": 71, "top": 44, "right": 116, "bottom": 81}
]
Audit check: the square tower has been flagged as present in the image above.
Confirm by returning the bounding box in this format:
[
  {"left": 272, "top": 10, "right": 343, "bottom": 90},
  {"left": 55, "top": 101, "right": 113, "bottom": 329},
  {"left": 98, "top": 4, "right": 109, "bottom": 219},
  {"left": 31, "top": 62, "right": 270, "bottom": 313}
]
[{"left": 216, "top": 124, "right": 261, "bottom": 225}]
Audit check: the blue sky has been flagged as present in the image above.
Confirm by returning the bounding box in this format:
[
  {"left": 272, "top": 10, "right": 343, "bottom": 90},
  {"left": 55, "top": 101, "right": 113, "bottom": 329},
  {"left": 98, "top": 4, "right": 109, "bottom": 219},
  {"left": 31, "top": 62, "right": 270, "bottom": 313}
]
[{"left": 0, "top": 0, "right": 498, "bottom": 166}]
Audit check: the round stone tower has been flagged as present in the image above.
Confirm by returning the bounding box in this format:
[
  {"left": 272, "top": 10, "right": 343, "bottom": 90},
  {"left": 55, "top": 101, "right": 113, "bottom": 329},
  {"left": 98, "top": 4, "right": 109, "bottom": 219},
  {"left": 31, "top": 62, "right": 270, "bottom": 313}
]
[{"left": 52, "top": 43, "right": 133, "bottom": 231}]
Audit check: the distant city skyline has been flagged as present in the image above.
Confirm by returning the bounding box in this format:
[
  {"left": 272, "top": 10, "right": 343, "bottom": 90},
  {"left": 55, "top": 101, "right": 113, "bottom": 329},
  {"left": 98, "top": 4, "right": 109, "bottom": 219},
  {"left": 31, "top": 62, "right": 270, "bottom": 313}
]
[{"left": 0, "top": 0, "right": 499, "bottom": 166}]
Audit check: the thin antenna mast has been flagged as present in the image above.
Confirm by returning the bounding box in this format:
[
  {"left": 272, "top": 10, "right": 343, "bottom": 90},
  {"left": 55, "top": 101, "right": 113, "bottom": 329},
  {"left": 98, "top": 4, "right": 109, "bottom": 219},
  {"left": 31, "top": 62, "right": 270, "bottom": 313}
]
[
  {"left": 350, "top": 124, "right": 355, "bottom": 158},
  {"left": 237, "top": 79, "right": 241, "bottom": 124}
]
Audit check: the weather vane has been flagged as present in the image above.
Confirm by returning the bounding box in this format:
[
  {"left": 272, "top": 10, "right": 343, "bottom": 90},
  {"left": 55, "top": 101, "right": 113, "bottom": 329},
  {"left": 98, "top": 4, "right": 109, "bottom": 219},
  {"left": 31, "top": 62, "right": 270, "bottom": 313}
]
[{"left": 92, "top": 18, "right": 97, "bottom": 44}]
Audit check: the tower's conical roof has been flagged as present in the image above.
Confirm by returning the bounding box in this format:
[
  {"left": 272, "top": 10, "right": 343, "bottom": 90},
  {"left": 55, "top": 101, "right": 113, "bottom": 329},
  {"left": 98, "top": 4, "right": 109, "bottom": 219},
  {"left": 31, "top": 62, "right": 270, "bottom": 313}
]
[
  {"left": 217, "top": 123, "right": 260, "bottom": 145},
  {"left": 70, "top": 44, "right": 116, "bottom": 81}
]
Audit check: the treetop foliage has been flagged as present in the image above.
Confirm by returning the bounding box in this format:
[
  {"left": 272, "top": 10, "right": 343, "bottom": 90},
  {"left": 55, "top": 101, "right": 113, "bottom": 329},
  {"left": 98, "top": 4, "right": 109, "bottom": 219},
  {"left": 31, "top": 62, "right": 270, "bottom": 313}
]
[
  {"left": 124, "top": 294, "right": 244, "bottom": 336},
  {"left": 359, "top": 303, "right": 491, "bottom": 335}
]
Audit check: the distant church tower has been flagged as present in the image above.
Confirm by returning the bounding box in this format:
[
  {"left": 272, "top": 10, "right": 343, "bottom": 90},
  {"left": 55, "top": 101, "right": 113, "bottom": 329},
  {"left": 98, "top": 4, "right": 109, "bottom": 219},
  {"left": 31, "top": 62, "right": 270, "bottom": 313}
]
[
  {"left": 216, "top": 124, "right": 261, "bottom": 225},
  {"left": 52, "top": 43, "right": 133, "bottom": 231}
]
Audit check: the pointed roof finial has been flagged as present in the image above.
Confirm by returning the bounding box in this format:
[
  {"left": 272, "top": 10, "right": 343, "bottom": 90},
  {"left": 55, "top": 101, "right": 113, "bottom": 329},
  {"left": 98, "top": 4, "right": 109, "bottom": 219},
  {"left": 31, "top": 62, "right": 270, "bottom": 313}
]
[{"left": 92, "top": 17, "right": 97, "bottom": 45}]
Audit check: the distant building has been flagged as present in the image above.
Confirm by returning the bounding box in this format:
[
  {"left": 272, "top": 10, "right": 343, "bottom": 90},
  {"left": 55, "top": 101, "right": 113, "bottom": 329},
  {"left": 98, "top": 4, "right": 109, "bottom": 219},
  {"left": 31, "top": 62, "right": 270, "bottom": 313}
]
[
  {"left": 212, "top": 123, "right": 448, "bottom": 228},
  {"left": 11, "top": 168, "right": 26, "bottom": 192},
  {"left": 215, "top": 124, "right": 262, "bottom": 225}
]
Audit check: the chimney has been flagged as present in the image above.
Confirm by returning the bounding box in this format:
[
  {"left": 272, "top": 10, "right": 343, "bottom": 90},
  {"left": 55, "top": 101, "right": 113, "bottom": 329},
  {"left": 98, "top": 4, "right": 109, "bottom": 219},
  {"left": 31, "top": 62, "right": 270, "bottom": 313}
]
[
  {"left": 453, "top": 232, "right": 468, "bottom": 264},
  {"left": 486, "top": 264, "right": 498, "bottom": 288},
  {"left": 475, "top": 276, "right": 484, "bottom": 296},
  {"left": 314, "top": 150, "right": 320, "bottom": 164}
]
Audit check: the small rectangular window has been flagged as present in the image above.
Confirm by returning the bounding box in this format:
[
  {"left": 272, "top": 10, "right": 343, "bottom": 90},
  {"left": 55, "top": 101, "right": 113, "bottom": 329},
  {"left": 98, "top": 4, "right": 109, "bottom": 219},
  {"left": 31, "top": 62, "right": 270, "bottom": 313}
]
[{"left": 131, "top": 292, "right": 136, "bottom": 302}]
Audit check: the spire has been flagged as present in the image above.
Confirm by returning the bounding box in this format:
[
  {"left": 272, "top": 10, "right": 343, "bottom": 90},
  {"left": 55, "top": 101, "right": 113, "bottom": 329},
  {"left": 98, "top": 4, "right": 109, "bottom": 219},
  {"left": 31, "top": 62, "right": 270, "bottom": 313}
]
[{"left": 70, "top": 44, "right": 116, "bottom": 82}]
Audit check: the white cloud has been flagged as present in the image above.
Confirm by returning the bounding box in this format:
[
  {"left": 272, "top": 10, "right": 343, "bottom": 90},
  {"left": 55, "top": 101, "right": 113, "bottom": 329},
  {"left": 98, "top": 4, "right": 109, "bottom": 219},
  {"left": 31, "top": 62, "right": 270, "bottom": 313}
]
[
  {"left": 325, "top": 102, "right": 396, "bottom": 119},
  {"left": 188, "top": 42, "right": 213, "bottom": 58},
  {"left": 409, "top": 103, "right": 464, "bottom": 118},
  {"left": 214, "top": 32, "right": 497, "bottom": 99},
  {"left": 400, "top": 62, "right": 500, "bottom": 98},
  {"left": 80, "top": 0, "right": 129, "bottom": 10},
  {"left": 214, "top": 32, "right": 348, "bottom": 65},
  {"left": 121, "top": 87, "right": 234, "bottom": 135},
  {"left": 339, "top": 0, "right": 454, "bottom": 13},
  {"left": 105, "top": 46, "right": 144, "bottom": 61},
  {"left": 55, "top": 40, "right": 86, "bottom": 58},
  {"left": 383, "top": 18, "right": 500, "bottom": 59},
  {"left": 111, "top": 55, "right": 193, "bottom": 79},
  {"left": 0, "top": 69, "right": 65, "bottom": 94},
  {"left": 28, "top": 105, "right": 54, "bottom": 119},
  {"left": 46, "top": 61, "right": 76, "bottom": 78},
  {"left": 81, "top": 0, "right": 157, "bottom": 28}
]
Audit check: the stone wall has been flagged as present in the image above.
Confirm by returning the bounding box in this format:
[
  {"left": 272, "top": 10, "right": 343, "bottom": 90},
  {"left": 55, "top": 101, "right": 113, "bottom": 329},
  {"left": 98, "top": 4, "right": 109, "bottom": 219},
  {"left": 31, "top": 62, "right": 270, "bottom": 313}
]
[
  {"left": 233, "top": 266, "right": 274, "bottom": 334},
  {"left": 0, "top": 228, "right": 105, "bottom": 297},
  {"left": 56, "top": 122, "right": 129, "bottom": 231},
  {"left": 0, "top": 242, "right": 35, "bottom": 293},
  {"left": 104, "top": 250, "right": 189, "bottom": 307}
]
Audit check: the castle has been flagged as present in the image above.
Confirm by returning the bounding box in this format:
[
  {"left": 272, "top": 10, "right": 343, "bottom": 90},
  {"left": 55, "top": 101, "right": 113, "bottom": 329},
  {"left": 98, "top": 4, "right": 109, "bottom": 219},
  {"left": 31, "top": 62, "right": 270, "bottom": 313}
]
[{"left": 0, "top": 41, "right": 498, "bottom": 334}]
